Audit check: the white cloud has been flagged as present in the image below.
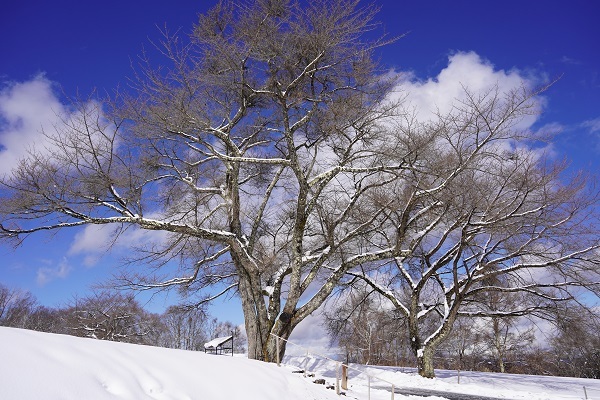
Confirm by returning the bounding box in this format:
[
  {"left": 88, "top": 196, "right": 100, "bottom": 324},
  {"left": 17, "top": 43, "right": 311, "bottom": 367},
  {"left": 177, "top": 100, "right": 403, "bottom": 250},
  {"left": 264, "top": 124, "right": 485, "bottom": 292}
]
[
  {"left": 0, "top": 76, "right": 155, "bottom": 266},
  {"left": 69, "top": 224, "right": 114, "bottom": 255},
  {"left": 0, "top": 75, "right": 69, "bottom": 176},
  {"left": 581, "top": 117, "right": 600, "bottom": 134},
  {"left": 392, "top": 51, "right": 542, "bottom": 129},
  {"left": 0, "top": 75, "right": 114, "bottom": 177},
  {"left": 36, "top": 257, "right": 72, "bottom": 286},
  {"left": 68, "top": 219, "right": 170, "bottom": 266},
  {"left": 68, "top": 224, "right": 117, "bottom": 267}
]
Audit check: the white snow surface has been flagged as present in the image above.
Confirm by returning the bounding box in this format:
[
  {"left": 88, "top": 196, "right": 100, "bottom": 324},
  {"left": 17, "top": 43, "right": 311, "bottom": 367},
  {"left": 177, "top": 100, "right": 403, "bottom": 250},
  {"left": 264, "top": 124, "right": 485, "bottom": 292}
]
[
  {"left": 2, "top": 326, "right": 600, "bottom": 400},
  {"left": 285, "top": 355, "right": 600, "bottom": 400},
  {"left": 0, "top": 327, "right": 339, "bottom": 400}
]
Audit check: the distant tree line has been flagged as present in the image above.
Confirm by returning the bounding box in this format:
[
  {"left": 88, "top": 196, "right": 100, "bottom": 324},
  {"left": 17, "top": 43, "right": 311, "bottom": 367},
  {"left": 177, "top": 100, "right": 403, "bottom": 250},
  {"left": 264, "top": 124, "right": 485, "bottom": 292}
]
[
  {"left": 0, "top": 283, "right": 246, "bottom": 353},
  {"left": 325, "top": 287, "right": 600, "bottom": 379}
]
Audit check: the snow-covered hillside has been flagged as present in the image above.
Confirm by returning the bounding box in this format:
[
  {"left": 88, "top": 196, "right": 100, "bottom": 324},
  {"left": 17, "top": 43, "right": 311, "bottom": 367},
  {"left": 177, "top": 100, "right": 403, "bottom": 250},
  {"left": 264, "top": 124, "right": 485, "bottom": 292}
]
[
  {"left": 0, "top": 327, "right": 340, "bottom": 400},
  {"left": 1, "top": 326, "right": 599, "bottom": 400}
]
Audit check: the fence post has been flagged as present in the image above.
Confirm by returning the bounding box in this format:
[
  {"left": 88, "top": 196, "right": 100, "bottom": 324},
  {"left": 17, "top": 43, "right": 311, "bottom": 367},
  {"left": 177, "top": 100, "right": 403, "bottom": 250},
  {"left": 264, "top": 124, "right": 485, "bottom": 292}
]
[
  {"left": 336, "top": 362, "right": 340, "bottom": 395},
  {"left": 303, "top": 350, "right": 308, "bottom": 378},
  {"left": 391, "top": 384, "right": 394, "bottom": 400},
  {"left": 276, "top": 335, "right": 280, "bottom": 367},
  {"left": 368, "top": 375, "right": 371, "bottom": 400},
  {"left": 341, "top": 364, "right": 348, "bottom": 390}
]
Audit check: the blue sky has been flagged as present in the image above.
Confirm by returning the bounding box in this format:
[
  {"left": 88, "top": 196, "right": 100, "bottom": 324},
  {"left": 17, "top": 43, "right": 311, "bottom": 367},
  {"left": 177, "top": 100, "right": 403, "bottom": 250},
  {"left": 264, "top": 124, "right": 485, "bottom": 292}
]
[{"left": 1, "top": 0, "right": 599, "bottom": 326}]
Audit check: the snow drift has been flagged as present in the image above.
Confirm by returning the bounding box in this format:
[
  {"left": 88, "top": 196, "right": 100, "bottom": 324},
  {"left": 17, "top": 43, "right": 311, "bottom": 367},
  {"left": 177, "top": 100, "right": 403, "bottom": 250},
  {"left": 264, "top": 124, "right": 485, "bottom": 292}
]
[{"left": 0, "top": 327, "right": 339, "bottom": 400}]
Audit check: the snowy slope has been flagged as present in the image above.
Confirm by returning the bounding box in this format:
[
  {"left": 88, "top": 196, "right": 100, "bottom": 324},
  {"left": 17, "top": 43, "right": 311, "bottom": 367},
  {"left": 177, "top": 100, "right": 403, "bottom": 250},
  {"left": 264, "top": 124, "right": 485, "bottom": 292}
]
[{"left": 0, "top": 327, "right": 340, "bottom": 400}]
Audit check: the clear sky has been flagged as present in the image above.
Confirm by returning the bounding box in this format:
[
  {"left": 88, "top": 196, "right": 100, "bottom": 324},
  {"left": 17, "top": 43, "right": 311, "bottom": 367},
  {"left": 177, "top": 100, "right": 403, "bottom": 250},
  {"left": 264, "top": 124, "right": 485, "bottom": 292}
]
[{"left": 1, "top": 0, "right": 599, "bottom": 326}]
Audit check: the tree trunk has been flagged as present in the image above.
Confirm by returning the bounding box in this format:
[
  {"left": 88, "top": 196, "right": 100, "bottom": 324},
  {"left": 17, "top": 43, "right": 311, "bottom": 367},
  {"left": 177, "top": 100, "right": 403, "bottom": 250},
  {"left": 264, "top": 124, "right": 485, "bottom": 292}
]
[
  {"left": 492, "top": 318, "right": 506, "bottom": 373},
  {"left": 408, "top": 297, "right": 436, "bottom": 378},
  {"left": 263, "top": 324, "right": 291, "bottom": 362},
  {"left": 244, "top": 314, "right": 266, "bottom": 360},
  {"left": 416, "top": 347, "right": 436, "bottom": 378},
  {"left": 237, "top": 271, "right": 269, "bottom": 361},
  {"left": 409, "top": 329, "right": 437, "bottom": 378},
  {"left": 243, "top": 315, "right": 295, "bottom": 362},
  {"left": 409, "top": 314, "right": 459, "bottom": 378},
  {"left": 239, "top": 271, "right": 295, "bottom": 362}
]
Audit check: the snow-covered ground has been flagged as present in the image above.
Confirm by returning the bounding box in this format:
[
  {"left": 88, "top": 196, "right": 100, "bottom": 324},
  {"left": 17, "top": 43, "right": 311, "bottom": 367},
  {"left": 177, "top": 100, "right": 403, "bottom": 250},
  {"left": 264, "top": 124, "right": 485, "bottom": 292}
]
[
  {"left": 1, "top": 326, "right": 599, "bottom": 400},
  {"left": 285, "top": 355, "right": 600, "bottom": 400},
  {"left": 0, "top": 327, "right": 339, "bottom": 400}
]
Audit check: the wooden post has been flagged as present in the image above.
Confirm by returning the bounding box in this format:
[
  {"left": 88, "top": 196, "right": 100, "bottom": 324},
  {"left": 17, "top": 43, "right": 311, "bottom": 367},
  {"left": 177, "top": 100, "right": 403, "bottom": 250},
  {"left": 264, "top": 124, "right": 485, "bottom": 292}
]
[
  {"left": 303, "top": 350, "right": 308, "bottom": 378},
  {"left": 336, "top": 362, "right": 340, "bottom": 395},
  {"left": 341, "top": 364, "right": 348, "bottom": 390},
  {"left": 276, "top": 335, "right": 280, "bottom": 367},
  {"left": 391, "top": 384, "right": 394, "bottom": 400}
]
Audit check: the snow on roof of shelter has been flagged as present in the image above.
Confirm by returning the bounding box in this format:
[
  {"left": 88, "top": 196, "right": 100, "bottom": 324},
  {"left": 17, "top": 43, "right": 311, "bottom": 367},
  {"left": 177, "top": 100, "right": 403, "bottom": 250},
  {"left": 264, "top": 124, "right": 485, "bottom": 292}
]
[{"left": 203, "top": 335, "right": 233, "bottom": 349}]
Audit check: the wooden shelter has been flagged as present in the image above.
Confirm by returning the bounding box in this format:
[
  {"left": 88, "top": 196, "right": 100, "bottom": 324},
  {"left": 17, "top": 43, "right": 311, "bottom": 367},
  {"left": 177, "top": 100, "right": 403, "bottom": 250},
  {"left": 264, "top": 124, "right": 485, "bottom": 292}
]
[{"left": 203, "top": 334, "right": 234, "bottom": 355}]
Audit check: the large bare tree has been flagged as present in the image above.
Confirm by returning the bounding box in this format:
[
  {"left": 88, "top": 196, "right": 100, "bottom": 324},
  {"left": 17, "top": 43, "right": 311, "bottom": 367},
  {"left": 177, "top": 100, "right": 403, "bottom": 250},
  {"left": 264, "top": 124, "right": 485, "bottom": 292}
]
[
  {"left": 0, "top": 0, "right": 405, "bottom": 361},
  {"left": 349, "top": 84, "right": 600, "bottom": 377}
]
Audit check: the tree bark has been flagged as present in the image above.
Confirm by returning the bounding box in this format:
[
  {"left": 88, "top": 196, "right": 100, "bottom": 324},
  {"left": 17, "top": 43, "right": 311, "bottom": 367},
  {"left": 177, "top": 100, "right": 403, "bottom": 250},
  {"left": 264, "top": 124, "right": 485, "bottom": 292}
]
[
  {"left": 242, "top": 309, "right": 295, "bottom": 362},
  {"left": 237, "top": 261, "right": 297, "bottom": 362},
  {"left": 416, "top": 347, "right": 436, "bottom": 379},
  {"left": 264, "top": 320, "right": 293, "bottom": 362},
  {"left": 408, "top": 315, "right": 436, "bottom": 378}
]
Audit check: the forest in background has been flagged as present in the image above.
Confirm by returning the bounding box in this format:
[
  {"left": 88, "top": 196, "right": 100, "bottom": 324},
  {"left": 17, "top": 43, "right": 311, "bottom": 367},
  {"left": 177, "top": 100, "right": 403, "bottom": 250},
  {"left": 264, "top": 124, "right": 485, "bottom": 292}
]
[{"left": 0, "top": 282, "right": 246, "bottom": 354}]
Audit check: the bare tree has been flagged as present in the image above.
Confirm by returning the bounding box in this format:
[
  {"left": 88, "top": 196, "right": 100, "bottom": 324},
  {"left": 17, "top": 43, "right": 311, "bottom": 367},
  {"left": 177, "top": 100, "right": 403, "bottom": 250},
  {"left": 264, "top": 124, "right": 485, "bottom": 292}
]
[
  {"left": 549, "top": 303, "right": 600, "bottom": 378},
  {"left": 0, "top": 0, "right": 406, "bottom": 362},
  {"left": 484, "top": 316, "right": 535, "bottom": 373},
  {"left": 25, "top": 305, "right": 65, "bottom": 334},
  {"left": 65, "top": 290, "right": 161, "bottom": 344},
  {"left": 161, "top": 306, "right": 209, "bottom": 350},
  {"left": 0, "top": 283, "right": 69, "bottom": 334},
  {"left": 325, "top": 287, "right": 407, "bottom": 365},
  {"left": 474, "top": 278, "right": 536, "bottom": 373},
  {"left": 0, "top": 283, "right": 38, "bottom": 329},
  {"left": 347, "top": 84, "right": 600, "bottom": 377},
  {"left": 437, "top": 316, "right": 487, "bottom": 372}
]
